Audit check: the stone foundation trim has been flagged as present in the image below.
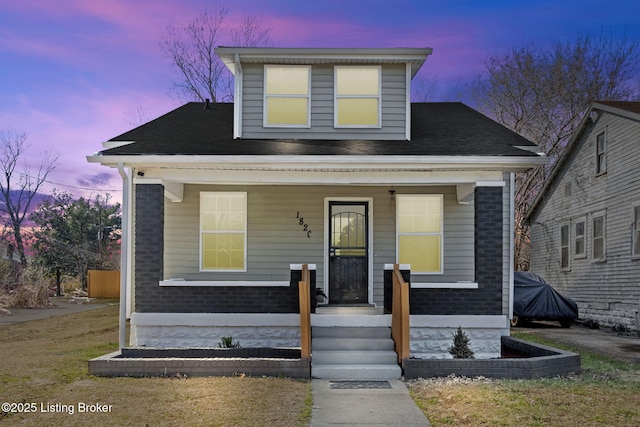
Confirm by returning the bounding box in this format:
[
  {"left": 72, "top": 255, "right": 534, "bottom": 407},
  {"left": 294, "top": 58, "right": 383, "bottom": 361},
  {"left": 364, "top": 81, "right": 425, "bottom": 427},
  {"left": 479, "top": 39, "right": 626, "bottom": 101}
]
[
  {"left": 130, "top": 313, "right": 301, "bottom": 348},
  {"left": 411, "top": 282, "right": 479, "bottom": 289},
  {"left": 410, "top": 315, "right": 509, "bottom": 329}
]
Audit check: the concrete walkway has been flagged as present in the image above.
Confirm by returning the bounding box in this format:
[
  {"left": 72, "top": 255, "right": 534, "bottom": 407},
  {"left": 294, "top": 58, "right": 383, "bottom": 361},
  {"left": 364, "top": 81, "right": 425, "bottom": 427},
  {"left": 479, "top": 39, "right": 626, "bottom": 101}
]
[
  {"left": 0, "top": 299, "right": 108, "bottom": 324},
  {"left": 310, "top": 379, "right": 431, "bottom": 426}
]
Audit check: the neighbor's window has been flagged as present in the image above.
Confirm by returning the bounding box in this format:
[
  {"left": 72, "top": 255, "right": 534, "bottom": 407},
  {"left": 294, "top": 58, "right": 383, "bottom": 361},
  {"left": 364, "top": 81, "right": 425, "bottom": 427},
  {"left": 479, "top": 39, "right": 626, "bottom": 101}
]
[
  {"left": 574, "top": 217, "right": 586, "bottom": 259},
  {"left": 560, "top": 223, "right": 570, "bottom": 271},
  {"left": 200, "top": 192, "right": 247, "bottom": 271},
  {"left": 592, "top": 211, "right": 606, "bottom": 262},
  {"left": 264, "top": 65, "right": 310, "bottom": 127},
  {"left": 397, "top": 195, "right": 443, "bottom": 273},
  {"left": 633, "top": 204, "right": 640, "bottom": 259},
  {"left": 596, "top": 132, "right": 607, "bottom": 175},
  {"left": 334, "top": 66, "right": 380, "bottom": 127}
]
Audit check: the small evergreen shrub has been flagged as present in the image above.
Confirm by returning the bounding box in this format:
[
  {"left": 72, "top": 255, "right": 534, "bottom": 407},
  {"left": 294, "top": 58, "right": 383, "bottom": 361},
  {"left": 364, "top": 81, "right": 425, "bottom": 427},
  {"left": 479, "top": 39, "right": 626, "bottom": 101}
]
[
  {"left": 218, "top": 336, "right": 240, "bottom": 348},
  {"left": 448, "top": 326, "right": 475, "bottom": 359}
]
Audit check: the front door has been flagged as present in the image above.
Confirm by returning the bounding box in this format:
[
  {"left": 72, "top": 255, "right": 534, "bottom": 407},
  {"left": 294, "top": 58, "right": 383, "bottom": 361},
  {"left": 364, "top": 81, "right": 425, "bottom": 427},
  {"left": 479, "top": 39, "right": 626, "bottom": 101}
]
[{"left": 328, "top": 202, "right": 368, "bottom": 304}]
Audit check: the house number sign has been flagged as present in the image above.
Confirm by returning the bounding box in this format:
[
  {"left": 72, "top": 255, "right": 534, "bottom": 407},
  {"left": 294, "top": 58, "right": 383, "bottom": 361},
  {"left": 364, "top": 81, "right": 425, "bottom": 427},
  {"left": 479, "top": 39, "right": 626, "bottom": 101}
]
[{"left": 296, "top": 211, "right": 312, "bottom": 238}]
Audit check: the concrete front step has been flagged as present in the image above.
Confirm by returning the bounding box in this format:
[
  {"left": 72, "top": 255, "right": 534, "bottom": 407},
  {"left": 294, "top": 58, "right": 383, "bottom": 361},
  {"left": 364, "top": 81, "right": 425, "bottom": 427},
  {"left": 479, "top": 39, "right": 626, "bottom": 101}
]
[
  {"left": 312, "top": 350, "right": 398, "bottom": 365},
  {"left": 311, "top": 363, "right": 402, "bottom": 380},
  {"left": 312, "top": 337, "right": 394, "bottom": 351}
]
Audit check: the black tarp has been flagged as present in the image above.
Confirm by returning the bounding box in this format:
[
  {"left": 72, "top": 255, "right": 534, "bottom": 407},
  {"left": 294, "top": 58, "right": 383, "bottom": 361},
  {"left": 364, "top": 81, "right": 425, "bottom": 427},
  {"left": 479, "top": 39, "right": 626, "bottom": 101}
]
[{"left": 514, "top": 272, "right": 578, "bottom": 320}]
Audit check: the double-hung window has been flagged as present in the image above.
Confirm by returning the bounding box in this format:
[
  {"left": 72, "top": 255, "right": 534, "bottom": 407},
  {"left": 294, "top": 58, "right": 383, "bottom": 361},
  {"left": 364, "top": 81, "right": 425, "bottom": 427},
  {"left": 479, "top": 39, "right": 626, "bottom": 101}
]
[
  {"left": 596, "top": 132, "right": 607, "bottom": 175},
  {"left": 397, "top": 195, "right": 443, "bottom": 274},
  {"left": 264, "top": 65, "right": 310, "bottom": 127},
  {"left": 560, "top": 223, "right": 570, "bottom": 271},
  {"left": 334, "top": 66, "right": 381, "bottom": 128},
  {"left": 633, "top": 203, "right": 640, "bottom": 259},
  {"left": 200, "top": 192, "right": 247, "bottom": 271},
  {"left": 592, "top": 211, "right": 606, "bottom": 262}
]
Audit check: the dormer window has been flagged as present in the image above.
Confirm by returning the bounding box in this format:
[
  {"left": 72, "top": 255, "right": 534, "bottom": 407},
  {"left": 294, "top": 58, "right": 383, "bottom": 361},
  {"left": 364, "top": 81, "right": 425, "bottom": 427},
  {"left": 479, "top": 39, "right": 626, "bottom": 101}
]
[
  {"left": 334, "top": 66, "right": 381, "bottom": 128},
  {"left": 263, "top": 65, "right": 311, "bottom": 127}
]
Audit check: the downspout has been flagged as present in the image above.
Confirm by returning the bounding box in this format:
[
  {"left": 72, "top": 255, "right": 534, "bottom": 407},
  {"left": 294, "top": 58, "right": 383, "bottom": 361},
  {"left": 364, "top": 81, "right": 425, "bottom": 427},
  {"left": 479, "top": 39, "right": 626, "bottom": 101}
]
[
  {"left": 117, "top": 163, "right": 129, "bottom": 350},
  {"left": 508, "top": 172, "right": 515, "bottom": 327}
]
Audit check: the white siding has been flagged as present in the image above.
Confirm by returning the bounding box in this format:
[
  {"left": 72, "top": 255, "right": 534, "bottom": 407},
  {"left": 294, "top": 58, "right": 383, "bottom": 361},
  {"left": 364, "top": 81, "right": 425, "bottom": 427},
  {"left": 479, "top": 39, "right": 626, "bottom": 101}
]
[
  {"left": 241, "top": 64, "right": 407, "bottom": 140},
  {"left": 530, "top": 111, "right": 640, "bottom": 328},
  {"left": 164, "top": 184, "right": 476, "bottom": 307}
]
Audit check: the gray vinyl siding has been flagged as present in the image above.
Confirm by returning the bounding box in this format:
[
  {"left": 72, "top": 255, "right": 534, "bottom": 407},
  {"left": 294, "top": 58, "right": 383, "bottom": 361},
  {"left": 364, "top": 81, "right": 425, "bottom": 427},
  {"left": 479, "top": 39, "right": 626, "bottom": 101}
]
[
  {"left": 530, "top": 111, "right": 640, "bottom": 327},
  {"left": 163, "top": 184, "right": 476, "bottom": 307},
  {"left": 241, "top": 63, "right": 407, "bottom": 140}
]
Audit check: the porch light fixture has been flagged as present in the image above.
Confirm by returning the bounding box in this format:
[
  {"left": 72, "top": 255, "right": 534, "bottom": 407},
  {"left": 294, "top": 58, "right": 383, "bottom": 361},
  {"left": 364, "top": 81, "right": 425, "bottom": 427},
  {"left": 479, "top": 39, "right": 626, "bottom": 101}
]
[{"left": 389, "top": 189, "right": 396, "bottom": 200}]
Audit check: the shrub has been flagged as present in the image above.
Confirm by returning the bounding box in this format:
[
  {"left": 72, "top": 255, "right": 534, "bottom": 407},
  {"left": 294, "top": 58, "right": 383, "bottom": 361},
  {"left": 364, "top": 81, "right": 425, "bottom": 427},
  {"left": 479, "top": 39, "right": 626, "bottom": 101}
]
[{"left": 448, "top": 326, "right": 475, "bottom": 359}]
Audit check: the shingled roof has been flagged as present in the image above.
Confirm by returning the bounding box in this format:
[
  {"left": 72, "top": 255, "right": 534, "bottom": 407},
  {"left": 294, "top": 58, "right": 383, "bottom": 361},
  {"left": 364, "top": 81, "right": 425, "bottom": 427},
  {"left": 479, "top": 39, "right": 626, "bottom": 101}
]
[{"left": 98, "top": 102, "right": 540, "bottom": 157}]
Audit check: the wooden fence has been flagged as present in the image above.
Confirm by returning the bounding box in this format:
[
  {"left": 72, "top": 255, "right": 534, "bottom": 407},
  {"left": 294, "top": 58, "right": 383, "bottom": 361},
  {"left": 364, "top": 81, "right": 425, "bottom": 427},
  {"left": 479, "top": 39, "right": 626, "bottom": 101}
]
[
  {"left": 391, "top": 263, "right": 410, "bottom": 365},
  {"left": 87, "top": 270, "right": 120, "bottom": 298}
]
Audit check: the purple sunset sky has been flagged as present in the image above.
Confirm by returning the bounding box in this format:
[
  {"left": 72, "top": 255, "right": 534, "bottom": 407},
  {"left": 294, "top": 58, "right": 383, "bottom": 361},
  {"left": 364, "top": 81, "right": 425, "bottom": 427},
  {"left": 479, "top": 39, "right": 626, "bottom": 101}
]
[{"left": 1, "top": 0, "right": 639, "bottom": 202}]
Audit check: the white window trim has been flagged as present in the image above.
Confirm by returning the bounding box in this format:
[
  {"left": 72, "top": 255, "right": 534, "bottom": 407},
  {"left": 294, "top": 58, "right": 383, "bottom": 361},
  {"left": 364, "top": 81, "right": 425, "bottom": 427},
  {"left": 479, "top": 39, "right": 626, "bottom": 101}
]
[
  {"left": 632, "top": 202, "right": 640, "bottom": 260},
  {"left": 396, "top": 194, "right": 444, "bottom": 275},
  {"left": 263, "top": 65, "right": 311, "bottom": 128},
  {"left": 595, "top": 130, "right": 607, "bottom": 176},
  {"left": 591, "top": 210, "right": 607, "bottom": 262},
  {"left": 334, "top": 65, "right": 382, "bottom": 129},
  {"left": 574, "top": 216, "right": 586, "bottom": 259},
  {"left": 560, "top": 221, "right": 570, "bottom": 272},
  {"left": 199, "top": 191, "right": 248, "bottom": 272}
]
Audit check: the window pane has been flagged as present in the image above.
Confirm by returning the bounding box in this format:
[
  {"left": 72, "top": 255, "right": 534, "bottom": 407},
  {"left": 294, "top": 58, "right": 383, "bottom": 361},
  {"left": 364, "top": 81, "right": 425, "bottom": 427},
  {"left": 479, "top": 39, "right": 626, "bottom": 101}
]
[
  {"left": 634, "top": 207, "right": 640, "bottom": 229},
  {"left": 399, "top": 235, "right": 441, "bottom": 273},
  {"left": 560, "top": 225, "right": 569, "bottom": 246},
  {"left": 593, "top": 237, "right": 604, "bottom": 259},
  {"left": 575, "top": 221, "right": 584, "bottom": 237},
  {"left": 265, "top": 67, "right": 309, "bottom": 95},
  {"left": 634, "top": 231, "right": 640, "bottom": 257},
  {"left": 202, "top": 233, "right": 244, "bottom": 270},
  {"left": 398, "top": 196, "right": 441, "bottom": 233},
  {"left": 336, "top": 98, "right": 378, "bottom": 126},
  {"left": 336, "top": 67, "right": 379, "bottom": 95},
  {"left": 266, "top": 97, "right": 309, "bottom": 125},
  {"left": 561, "top": 247, "right": 569, "bottom": 269},
  {"left": 575, "top": 237, "right": 584, "bottom": 256},
  {"left": 593, "top": 216, "right": 604, "bottom": 238}
]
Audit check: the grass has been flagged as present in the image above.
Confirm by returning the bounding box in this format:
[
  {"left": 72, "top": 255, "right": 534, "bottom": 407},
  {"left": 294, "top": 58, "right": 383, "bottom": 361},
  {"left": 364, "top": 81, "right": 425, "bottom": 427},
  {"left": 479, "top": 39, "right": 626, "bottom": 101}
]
[
  {"left": 408, "top": 331, "right": 640, "bottom": 427},
  {"left": 0, "top": 303, "right": 312, "bottom": 426}
]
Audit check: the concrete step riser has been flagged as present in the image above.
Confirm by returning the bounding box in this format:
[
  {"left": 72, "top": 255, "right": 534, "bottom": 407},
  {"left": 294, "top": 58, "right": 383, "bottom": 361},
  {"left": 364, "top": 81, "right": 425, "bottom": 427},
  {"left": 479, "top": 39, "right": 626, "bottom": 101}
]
[
  {"left": 312, "top": 350, "right": 398, "bottom": 365},
  {"left": 311, "top": 364, "right": 402, "bottom": 380},
  {"left": 312, "top": 338, "right": 394, "bottom": 351},
  {"left": 313, "top": 326, "right": 391, "bottom": 339}
]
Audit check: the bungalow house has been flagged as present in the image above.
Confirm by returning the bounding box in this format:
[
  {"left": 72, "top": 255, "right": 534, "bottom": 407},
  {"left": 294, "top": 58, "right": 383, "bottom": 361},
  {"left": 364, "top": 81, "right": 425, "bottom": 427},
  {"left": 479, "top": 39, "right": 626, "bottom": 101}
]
[
  {"left": 87, "top": 47, "right": 545, "bottom": 379},
  {"left": 527, "top": 101, "right": 640, "bottom": 331}
]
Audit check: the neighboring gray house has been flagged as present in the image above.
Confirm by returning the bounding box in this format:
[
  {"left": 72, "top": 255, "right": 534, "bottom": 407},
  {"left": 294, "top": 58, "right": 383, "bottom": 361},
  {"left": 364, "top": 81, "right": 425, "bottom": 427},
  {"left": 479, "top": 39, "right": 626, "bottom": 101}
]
[
  {"left": 527, "top": 101, "right": 640, "bottom": 330},
  {"left": 87, "top": 47, "right": 544, "bottom": 378}
]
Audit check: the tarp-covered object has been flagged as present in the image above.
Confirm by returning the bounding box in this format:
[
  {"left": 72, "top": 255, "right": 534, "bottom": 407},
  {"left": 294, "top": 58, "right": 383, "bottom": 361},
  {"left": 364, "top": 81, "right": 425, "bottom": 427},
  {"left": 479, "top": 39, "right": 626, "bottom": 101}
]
[{"left": 514, "top": 272, "right": 578, "bottom": 321}]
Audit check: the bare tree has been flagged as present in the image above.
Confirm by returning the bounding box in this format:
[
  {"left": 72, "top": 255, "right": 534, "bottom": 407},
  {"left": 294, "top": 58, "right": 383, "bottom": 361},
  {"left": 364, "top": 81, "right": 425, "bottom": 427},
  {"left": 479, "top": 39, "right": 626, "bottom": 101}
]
[
  {"left": 0, "top": 130, "right": 59, "bottom": 267},
  {"left": 161, "top": 5, "right": 271, "bottom": 103},
  {"left": 472, "top": 30, "right": 640, "bottom": 270}
]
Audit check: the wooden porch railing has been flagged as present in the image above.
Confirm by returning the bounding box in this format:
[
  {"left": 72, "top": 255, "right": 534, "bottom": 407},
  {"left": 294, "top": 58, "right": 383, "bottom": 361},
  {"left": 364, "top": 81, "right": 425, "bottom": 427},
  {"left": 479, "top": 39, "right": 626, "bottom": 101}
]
[
  {"left": 391, "top": 263, "right": 410, "bottom": 366},
  {"left": 298, "top": 264, "right": 311, "bottom": 359}
]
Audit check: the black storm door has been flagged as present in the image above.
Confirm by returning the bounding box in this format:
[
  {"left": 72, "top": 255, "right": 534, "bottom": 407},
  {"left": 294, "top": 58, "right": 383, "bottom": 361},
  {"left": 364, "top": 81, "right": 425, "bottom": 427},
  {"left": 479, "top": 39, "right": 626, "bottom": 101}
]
[{"left": 328, "top": 202, "right": 368, "bottom": 304}]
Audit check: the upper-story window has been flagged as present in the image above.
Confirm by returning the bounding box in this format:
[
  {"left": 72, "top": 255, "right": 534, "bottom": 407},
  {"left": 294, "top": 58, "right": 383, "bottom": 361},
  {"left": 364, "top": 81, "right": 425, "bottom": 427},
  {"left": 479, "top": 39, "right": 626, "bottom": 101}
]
[
  {"left": 596, "top": 132, "right": 607, "bottom": 175},
  {"left": 574, "top": 216, "right": 586, "bottom": 259},
  {"left": 264, "top": 65, "right": 310, "bottom": 127},
  {"left": 334, "top": 66, "right": 381, "bottom": 128}
]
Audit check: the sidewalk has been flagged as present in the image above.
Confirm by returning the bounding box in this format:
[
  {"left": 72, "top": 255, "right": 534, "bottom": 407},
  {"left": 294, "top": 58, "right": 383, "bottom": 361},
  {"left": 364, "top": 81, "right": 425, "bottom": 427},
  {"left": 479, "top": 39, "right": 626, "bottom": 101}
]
[
  {"left": 0, "top": 298, "right": 108, "bottom": 324},
  {"left": 310, "top": 379, "right": 431, "bottom": 426}
]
